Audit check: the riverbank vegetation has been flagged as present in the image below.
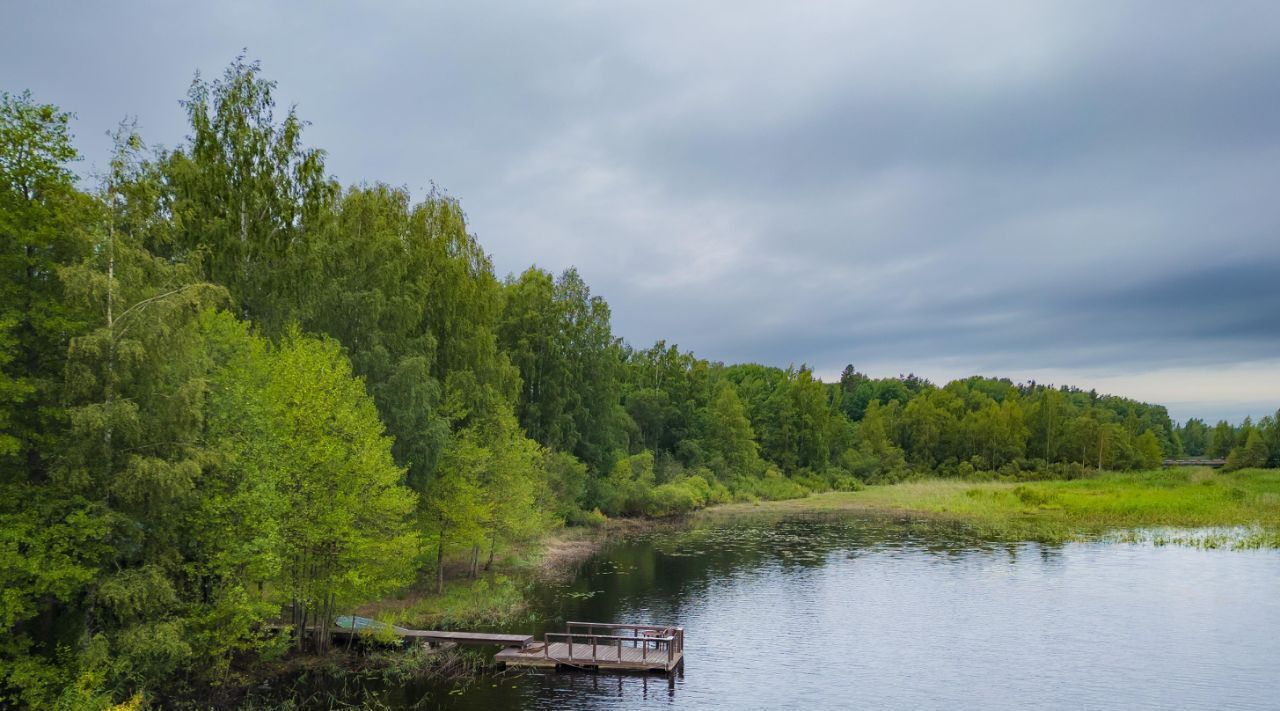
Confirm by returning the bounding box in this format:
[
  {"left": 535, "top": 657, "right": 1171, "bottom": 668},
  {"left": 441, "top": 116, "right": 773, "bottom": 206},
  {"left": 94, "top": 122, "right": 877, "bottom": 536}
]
[
  {"left": 4, "top": 60, "right": 1280, "bottom": 707},
  {"left": 707, "top": 468, "right": 1280, "bottom": 545}
]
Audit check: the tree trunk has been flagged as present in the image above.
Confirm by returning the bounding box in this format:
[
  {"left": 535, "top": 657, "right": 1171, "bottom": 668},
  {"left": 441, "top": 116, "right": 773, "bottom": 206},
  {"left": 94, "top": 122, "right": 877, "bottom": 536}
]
[
  {"left": 105, "top": 210, "right": 115, "bottom": 448},
  {"left": 436, "top": 531, "right": 446, "bottom": 594},
  {"left": 484, "top": 534, "right": 496, "bottom": 572}
]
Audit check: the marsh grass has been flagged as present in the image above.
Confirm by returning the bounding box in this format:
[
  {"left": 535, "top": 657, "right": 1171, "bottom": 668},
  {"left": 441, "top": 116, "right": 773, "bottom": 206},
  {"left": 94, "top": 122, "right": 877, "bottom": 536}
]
[{"left": 702, "top": 468, "right": 1280, "bottom": 547}]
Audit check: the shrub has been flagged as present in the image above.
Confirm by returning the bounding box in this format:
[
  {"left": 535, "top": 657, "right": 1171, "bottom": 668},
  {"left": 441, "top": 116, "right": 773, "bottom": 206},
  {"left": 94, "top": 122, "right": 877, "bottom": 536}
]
[
  {"left": 746, "top": 469, "right": 808, "bottom": 501},
  {"left": 645, "top": 475, "right": 713, "bottom": 516},
  {"left": 565, "top": 507, "right": 608, "bottom": 528},
  {"left": 1012, "top": 485, "right": 1058, "bottom": 507}
]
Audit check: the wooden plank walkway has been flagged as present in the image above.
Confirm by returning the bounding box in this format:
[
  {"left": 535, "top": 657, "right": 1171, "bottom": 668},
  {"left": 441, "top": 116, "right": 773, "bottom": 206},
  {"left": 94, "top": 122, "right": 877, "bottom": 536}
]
[
  {"left": 495, "top": 641, "right": 682, "bottom": 672},
  {"left": 330, "top": 616, "right": 531, "bottom": 647},
  {"left": 399, "top": 629, "right": 532, "bottom": 647}
]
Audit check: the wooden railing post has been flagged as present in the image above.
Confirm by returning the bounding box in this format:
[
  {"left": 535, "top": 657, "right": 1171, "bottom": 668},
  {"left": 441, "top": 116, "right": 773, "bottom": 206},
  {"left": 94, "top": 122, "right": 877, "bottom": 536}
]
[{"left": 534, "top": 623, "right": 680, "bottom": 668}]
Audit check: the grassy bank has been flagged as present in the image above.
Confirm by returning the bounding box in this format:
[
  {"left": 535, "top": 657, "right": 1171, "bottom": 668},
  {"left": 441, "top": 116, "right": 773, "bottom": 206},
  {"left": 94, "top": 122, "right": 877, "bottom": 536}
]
[
  {"left": 360, "top": 468, "right": 1280, "bottom": 632},
  {"left": 354, "top": 520, "right": 664, "bottom": 631},
  {"left": 371, "top": 468, "right": 1280, "bottom": 631},
  {"left": 700, "top": 468, "right": 1280, "bottom": 546}
]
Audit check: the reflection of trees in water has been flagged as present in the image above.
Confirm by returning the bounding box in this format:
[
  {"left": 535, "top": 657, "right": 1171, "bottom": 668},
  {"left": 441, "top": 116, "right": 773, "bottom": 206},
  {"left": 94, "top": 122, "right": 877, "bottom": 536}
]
[{"left": 535, "top": 513, "right": 1069, "bottom": 627}]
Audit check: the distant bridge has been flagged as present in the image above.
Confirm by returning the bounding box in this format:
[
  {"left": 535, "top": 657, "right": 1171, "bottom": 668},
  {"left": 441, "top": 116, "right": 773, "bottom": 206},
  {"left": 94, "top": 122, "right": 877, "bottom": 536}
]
[{"left": 1162, "top": 459, "right": 1226, "bottom": 468}]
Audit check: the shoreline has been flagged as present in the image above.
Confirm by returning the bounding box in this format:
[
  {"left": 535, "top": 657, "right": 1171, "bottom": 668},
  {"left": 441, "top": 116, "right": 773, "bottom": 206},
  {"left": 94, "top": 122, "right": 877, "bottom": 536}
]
[{"left": 212, "top": 467, "right": 1279, "bottom": 706}]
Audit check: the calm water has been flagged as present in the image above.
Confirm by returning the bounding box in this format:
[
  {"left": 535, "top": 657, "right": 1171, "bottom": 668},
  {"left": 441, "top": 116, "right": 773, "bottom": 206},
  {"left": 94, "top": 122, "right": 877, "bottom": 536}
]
[{"left": 314, "top": 514, "right": 1280, "bottom": 709}]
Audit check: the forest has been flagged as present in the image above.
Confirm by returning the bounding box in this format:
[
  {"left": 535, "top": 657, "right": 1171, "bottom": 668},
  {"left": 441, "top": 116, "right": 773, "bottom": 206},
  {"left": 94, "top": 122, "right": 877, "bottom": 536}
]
[{"left": 3, "top": 60, "right": 1279, "bottom": 707}]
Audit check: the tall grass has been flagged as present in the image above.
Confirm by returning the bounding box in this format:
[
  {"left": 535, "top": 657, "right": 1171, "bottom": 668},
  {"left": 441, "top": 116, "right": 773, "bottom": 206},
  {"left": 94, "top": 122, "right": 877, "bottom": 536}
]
[{"left": 705, "top": 468, "right": 1280, "bottom": 546}]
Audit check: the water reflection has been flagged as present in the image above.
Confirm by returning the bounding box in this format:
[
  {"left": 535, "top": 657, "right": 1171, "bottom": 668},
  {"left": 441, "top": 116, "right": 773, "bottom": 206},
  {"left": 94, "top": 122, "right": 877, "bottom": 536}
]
[{"left": 290, "top": 513, "right": 1280, "bottom": 710}]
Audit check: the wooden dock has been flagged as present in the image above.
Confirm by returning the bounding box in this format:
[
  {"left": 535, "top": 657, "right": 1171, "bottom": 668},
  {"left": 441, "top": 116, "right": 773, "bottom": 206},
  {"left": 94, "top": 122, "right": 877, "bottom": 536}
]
[
  {"left": 495, "top": 622, "right": 684, "bottom": 673},
  {"left": 325, "top": 616, "right": 684, "bottom": 673}
]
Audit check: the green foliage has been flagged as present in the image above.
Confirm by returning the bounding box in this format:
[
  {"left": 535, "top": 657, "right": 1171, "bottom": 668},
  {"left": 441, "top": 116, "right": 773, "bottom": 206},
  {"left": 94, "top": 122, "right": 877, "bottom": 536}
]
[
  {"left": 1225, "top": 430, "right": 1269, "bottom": 471},
  {"left": 0, "top": 89, "right": 94, "bottom": 480},
  {"left": 597, "top": 451, "right": 657, "bottom": 516},
  {"left": 544, "top": 450, "right": 589, "bottom": 521},
  {"left": 203, "top": 315, "right": 420, "bottom": 652},
  {"left": 3, "top": 58, "right": 1277, "bottom": 707},
  {"left": 1209, "top": 420, "right": 1237, "bottom": 458},
  {"left": 1135, "top": 431, "right": 1164, "bottom": 470},
  {"left": 740, "top": 468, "right": 810, "bottom": 501},
  {"left": 164, "top": 56, "right": 335, "bottom": 335},
  {"left": 499, "top": 267, "right": 626, "bottom": 473},
  {"left": 704, "top": 382, "right": 761, "bottom": 479}
]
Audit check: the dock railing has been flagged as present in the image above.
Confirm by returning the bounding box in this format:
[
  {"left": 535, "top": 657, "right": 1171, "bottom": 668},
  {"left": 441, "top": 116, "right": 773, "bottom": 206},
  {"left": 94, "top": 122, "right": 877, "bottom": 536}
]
[{"left": 542, "top": 621, "right": 684, "bottom": 665}]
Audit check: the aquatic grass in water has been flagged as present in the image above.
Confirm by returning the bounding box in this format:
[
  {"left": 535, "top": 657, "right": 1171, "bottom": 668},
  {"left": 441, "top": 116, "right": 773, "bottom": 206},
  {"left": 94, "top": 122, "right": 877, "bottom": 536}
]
[{"left": 1101, "top": 525, "right": 1280, "bottom": 550}]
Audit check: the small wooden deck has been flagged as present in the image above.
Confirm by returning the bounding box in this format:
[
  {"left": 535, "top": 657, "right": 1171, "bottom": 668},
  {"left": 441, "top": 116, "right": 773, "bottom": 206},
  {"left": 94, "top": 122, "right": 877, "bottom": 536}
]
[{"left": 495, "top": 622, "right": 683, "bottom": 673}]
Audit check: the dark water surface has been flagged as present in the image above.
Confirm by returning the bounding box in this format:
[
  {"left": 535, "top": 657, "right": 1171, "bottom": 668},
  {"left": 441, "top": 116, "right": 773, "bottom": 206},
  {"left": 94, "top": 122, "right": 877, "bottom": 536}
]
[{"left": 344, "top": 514, "right": 1280, "bottom": 709}]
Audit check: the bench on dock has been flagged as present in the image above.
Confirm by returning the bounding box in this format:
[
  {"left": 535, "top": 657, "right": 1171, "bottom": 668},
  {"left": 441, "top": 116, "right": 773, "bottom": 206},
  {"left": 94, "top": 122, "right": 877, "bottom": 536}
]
[{"left": 495, "top": 621, "right": 684, "bottom": 673}]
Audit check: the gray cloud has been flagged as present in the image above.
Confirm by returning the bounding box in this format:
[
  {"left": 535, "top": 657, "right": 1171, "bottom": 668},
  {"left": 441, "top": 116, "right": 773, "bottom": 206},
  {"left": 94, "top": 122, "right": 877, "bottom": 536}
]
[{"left": 3, "top": 0, "right": 1278, "bottom": 422}]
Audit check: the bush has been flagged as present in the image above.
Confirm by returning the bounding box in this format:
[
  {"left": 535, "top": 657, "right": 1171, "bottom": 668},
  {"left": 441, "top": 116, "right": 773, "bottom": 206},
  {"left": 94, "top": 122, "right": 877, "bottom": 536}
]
[
  {"left": 1047, "top": 461, "right": 1088, "bottom": 480},
  {"left": 1012, "top": 485, "right": 1058, "bottom": 507},
  {"left": 998, "top": 461, "right": 1023, "bottom": 480},
  {"left": 744, "top": 469, "right": 809, "bottom": 501},
  {"left": 545, "top": 451, "right": 589, "bottom": 520},
  {"left": 565, "top": 507, "right": 608, "bottom": 528},
  {"left": 645, "top": 475, "right": 713, "bottom": 516},
  {"left": 825, "top": 469, "right": 865, "bottom": 492},
  {"left": 597, "top": 451, "right": 656, "bottom": 516},
  {"left": 790, "top": 468, "right": 830, "bottom": 494}
]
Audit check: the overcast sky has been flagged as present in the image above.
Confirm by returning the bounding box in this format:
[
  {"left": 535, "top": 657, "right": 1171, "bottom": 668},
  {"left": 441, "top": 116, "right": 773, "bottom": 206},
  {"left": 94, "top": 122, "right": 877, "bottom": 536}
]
[{"left": 5, "top": 1, "right": 1279, "bottom": 423}]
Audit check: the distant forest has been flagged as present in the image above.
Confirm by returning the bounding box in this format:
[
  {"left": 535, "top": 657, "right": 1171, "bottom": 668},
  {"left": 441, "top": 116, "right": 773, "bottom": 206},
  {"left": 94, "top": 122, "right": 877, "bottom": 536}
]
[{"left": 3, "top": 60, "right": 1278, "bottom": 706}]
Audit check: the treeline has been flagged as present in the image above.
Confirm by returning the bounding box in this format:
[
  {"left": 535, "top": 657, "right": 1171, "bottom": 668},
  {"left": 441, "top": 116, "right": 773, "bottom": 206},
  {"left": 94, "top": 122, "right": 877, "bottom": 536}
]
[
  {"left": 2, "top": 61, "right": 1275, "bottom": 706},
  {"left": 1175, "top": 417, "right": 1280, "bottom": 470}
]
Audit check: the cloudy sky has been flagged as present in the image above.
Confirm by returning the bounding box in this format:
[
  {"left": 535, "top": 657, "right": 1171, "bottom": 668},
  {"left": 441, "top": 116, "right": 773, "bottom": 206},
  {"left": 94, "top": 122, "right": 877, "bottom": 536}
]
[{"left": 5, "top": 1, "right": 1279, "bottom": 422}]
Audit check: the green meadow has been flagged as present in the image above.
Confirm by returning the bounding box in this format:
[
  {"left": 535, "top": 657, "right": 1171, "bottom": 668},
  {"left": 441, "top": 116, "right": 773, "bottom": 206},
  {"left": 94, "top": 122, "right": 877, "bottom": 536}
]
[{"left": 706, "top": 468, "right": 1280, "bottom": 546}]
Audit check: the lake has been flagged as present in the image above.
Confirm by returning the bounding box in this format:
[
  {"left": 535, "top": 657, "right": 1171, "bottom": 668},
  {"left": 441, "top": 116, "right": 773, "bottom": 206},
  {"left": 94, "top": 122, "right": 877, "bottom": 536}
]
[{"left": 327, "top": 513, "right": 1280, "bottom": 709}]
